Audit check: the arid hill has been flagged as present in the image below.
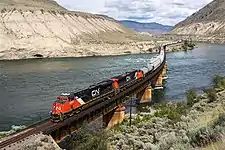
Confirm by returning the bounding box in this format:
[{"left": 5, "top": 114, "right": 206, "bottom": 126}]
[
  {"left": 0, "top": 0, "right": 158, "bottom": 60},
  {"left": 170, "top": 0, "right": 225, "bottom": 42},
  {"left": 0, "top": 0, "right": 65, "bottom": 10}
]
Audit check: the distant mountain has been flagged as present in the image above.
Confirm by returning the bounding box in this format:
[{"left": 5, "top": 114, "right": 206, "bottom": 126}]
[{"left": 119, "top": 20, "right": 173, "bottom": 34}]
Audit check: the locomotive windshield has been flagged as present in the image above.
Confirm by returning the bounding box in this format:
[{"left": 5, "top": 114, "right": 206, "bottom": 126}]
[{"left": 62, "top": 96, "right": 68, "bottom": 101}]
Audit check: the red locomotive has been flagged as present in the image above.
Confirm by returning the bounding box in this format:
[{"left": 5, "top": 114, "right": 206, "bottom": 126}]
[
  {"left": 51, "top": 93, "right": 85, "bottom": 122},
  {"left": 50, "top": 69, "right": 145, "bottom": 122}
]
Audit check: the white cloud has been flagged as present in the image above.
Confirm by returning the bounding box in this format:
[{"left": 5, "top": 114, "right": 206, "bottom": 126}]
[{"left": 55, "top": 0, "right": 213, "bottom": 25}]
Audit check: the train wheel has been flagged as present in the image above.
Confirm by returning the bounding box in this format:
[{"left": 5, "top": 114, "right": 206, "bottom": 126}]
[{"left": 70, "top": 111, "right": 74, "bottom": 117}]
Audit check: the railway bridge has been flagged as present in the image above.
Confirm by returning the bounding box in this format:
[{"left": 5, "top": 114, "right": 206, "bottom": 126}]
[{"left": 0, "top": 41, "right": 182, "bottom": 149}]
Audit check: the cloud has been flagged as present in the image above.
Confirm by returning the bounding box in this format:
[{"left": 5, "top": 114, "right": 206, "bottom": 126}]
[{"left": 55, "top": 0, "right": 213, "bottom": 25}]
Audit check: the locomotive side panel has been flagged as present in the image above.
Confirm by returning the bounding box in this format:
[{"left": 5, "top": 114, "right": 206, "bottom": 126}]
[
  {"left": 88, "top": 80, "right": 113, "bottom": 98},
  {"left": 115, "top": 70, "right": 136, "bottom": 85}
]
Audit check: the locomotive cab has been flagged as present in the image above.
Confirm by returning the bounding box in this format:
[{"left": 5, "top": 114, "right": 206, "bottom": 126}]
[{"left": 50, "top": 93, "right": 83, "bottom": 122}]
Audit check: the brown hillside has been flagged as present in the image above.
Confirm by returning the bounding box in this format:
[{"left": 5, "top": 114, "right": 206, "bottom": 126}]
[
  {"left": 170, "top": 0, "right": 225, "bottom": 37},
  {"left": 0, "top": 0, "right": 66, "bottom": 10},
  {"left": 0, "top": 0, "right": 158, "bottom": 60}
]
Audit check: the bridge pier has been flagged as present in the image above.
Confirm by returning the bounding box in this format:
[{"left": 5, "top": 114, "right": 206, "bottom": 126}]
[
  {"left": 154, "top": 64, "right": 167, "bottom": 89},
  {"left": 103, "top": 104, "right": 125, "bottom": 129},
  {"left": 162, "top": 64, "right": 168, "bottom": 80},
  {"left": 155, "top": 73, "right": 163, "bottom": 89},
  {"left": 137, "top": 84, "right": 152, "bottom": 103}
]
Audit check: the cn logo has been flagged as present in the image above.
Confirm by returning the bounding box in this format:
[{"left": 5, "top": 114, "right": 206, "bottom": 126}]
[
  {"left": 126, "top": 76, "right": 131, "bottom": 81},
  {"left": 91, "top": 88, "right": 100, "bottom": 97}
]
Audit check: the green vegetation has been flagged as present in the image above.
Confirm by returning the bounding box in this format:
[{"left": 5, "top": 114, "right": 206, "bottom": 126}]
[
  {"left": 182, "top": 40, "right": 196, "bottom": 51},
  {"left": 188, "top": 113, "right": 225, "bottom": 147},
  {"left": 186, "top": 88, "right": 198, "bottom": 107},
  {"left": 204, "top": 88, "right": 217, "bottom": 103},
  {"left": 212, "top": 74, "right": 225, "bottom": 89},
  {"left": 70, "top": 127, "right": 109, "bottom": 150},
  {"left": 70, "top": 75, "right": 225, "bottom": 150},
  {"left": 153, "top": 102, "right": 188, "bottom": 122}
]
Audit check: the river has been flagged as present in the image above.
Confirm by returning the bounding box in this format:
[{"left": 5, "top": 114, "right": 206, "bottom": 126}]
[{"left": 0, "top": 43, "right": 225, "bottom": 131}]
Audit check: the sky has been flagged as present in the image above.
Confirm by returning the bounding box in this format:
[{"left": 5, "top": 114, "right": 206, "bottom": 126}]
[{"left": 55, "top": 0, "right": 213, "bottom": 26}]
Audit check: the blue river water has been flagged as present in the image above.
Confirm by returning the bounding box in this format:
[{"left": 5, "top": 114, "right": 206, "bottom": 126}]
[{"left": 0, "top": 43, "right": 225, "bottom": 131}]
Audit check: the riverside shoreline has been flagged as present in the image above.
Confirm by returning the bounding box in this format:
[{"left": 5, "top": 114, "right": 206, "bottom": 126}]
[
  {"left": 0, "top": 41, "right": 194, "bottom": 61},
  {"left": 109, "top": 79, "right": 225, "bottom": 150}
]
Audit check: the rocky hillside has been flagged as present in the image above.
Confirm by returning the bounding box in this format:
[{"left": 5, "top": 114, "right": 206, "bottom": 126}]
[
  {"left": 0, "top": 0, "right": 157, "bottom": 60},
  {"left": 170, "top": 0, "right": 225, "bottom": 39}
]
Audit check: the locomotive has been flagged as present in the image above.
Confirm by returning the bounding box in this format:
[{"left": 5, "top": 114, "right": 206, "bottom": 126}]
[
  {"left": 50, "top": 50, "right": 165, "bottom": 122},
  {"left": 50, "top": 70, "right": 138, "bottom": 122}
]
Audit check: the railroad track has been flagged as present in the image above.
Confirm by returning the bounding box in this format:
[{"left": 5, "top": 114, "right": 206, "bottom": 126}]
[{"left": 0, "top": 120, "right": 54, "bottom": 149}]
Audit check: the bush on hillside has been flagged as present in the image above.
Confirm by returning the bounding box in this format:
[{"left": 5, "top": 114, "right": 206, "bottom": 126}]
[
  {"left": 188, "top": 113, "right": 225, "bottom": 148},
  {"left": 70, "top": 127, "right": 109, "bottom": 150},
  {"left": 188, "top": 125, "right": 222, "bottom": 147},
  {"left": 186, "top": 88, "right": 197, "bottom": 107},
  {"left": 212, "top": 113, "right": 225, "bottom": 128},
  {"left": 204, "top": 88, "right": 217, "bottom": 103},
  {"left": 154, "top": 102, "right": 188, "bottom": 122},
  {"left": 212, "top": 75, "right": 225, "bottom": 89}
]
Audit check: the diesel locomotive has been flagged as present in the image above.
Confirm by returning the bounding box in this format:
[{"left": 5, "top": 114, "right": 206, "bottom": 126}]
[{"left": 50, "top": 50, "right": 165, "bottom": 122}]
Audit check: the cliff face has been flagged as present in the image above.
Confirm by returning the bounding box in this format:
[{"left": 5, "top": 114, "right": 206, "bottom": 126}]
[
  {"left": 0, "top": 1, "right": 156, "bottom": 60},
  {"left": 170, "top": 0, "right": 225, "bottom": 38}
]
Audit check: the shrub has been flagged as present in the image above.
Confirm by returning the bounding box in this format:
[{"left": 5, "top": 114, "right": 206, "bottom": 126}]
[
  {"left": 188, "top": 113, "right": 225, "bottom": 148},
  {"left": 69, "top": 126, "right": 109, "bottom": 150},
  {"left": 212, "top": 113, "right": 225, "bottom": 128},
  {"left": 212, "top": 75, "right": 225, "bottom": 89},
  {"left": 182, "top": 44, "right": 188, "bottom": 51},
  {"left": 186, "top": 88, "right": 197, "bottom": 107},
  {"left": 183, "top": 40, "right": 195, "bottom": 50},
  {"left": 188, "top": 125, "right": 220, "bottom": 147},
  {"left": 204, "top": 88, "right": 217, "bottom": 103},
  {"left": 154, "top": 102, "right": 187, "bottom": 122}
]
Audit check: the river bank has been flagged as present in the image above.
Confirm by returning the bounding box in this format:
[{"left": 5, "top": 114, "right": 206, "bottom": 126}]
[
  {"left": 0, "top": 40, "right": 193, "bottom": 60},
  {"left": 108, "top": 75, "right": 225, "bottom": 150},
  {"left": 155, "top": 34, "right": 225, "bottom": 45},
  {"left": 66, "top": 75, "right": 225, "bottom": 150}
]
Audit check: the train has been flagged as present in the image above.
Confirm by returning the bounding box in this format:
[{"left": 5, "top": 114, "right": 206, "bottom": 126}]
[
  {"left": 50, "top": 70, "right": 138, "bottom": 122},
  {"left": 50, "top": 50, "right": 165, "bottom": 122}
]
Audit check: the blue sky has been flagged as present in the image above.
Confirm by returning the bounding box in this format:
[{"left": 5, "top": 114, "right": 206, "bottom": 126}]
[{"left": 55, "top": 0, "right": 213, "bottom": 26}]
